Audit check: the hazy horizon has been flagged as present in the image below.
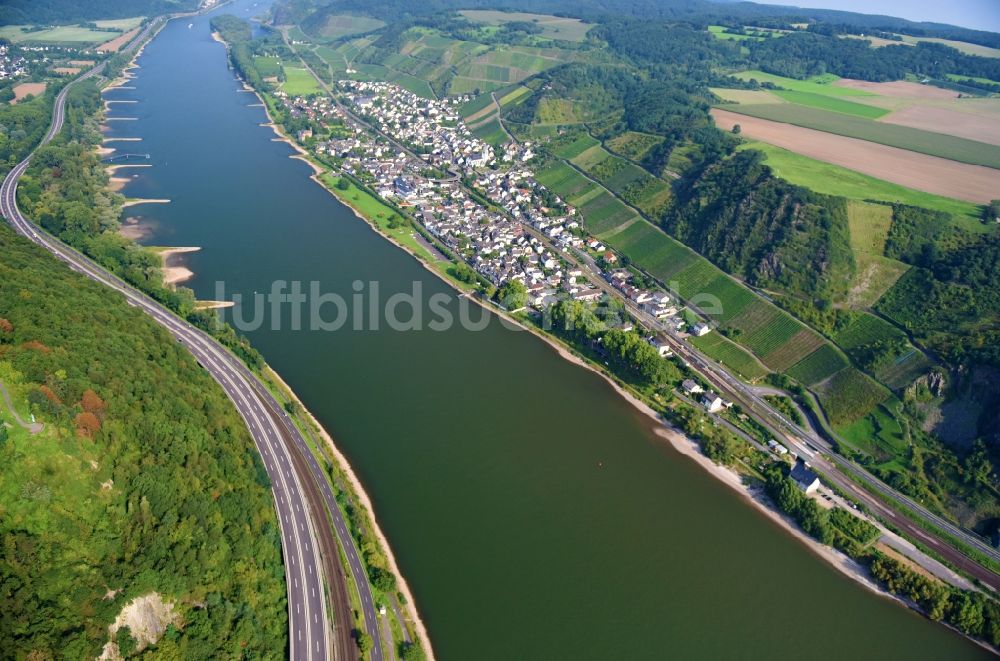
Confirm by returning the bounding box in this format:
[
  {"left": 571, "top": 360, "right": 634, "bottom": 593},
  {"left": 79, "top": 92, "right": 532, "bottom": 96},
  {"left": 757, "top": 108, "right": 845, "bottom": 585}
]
[{"left": 755, "top": 0, "right": 1000, "bottom": 33}]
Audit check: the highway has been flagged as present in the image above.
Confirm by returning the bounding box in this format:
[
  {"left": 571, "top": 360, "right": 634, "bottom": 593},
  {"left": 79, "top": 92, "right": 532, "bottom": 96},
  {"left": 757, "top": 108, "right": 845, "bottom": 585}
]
[{"left": 0, "top": 15, "right": 387, "bottom": 661}]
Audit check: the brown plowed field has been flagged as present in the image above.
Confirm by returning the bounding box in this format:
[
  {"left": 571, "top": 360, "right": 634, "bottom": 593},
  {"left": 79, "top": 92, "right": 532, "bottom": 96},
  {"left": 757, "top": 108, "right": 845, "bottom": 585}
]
[
  {"left": 712, "top": 108, "right": 1000, "bottom": 204},
  {"left": 882, "top": 104, "right": 1000, "bottom": 146}
]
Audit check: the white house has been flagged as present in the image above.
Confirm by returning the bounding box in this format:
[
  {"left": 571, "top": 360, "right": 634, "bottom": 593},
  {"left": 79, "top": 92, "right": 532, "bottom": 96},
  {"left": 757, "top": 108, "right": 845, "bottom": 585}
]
[
  {"left": 702, "top": 393, "right": 725, "bottom": 413},
  {"left": 692, "top": 323, "right": 712, "bottom": 337},
  {"left": 791, "top": 460, "right": 821, "bottom": 494},
  {"left": 682, "top": 379, "right": 703, "bottom": 395}
]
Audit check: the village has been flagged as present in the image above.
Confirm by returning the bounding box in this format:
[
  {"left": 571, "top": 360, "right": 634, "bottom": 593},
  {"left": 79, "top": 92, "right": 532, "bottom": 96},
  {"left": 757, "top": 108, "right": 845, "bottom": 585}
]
[
  {"left": 0, "top": 43, "right": 28, "bottom": 81},
  {"left": 271, "top": 80, "right": 748, "bottom": 420}
]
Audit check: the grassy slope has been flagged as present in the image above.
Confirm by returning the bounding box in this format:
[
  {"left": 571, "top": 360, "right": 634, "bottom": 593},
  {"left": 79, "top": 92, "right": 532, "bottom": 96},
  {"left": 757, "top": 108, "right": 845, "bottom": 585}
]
[{"left": 739, "top": 141, "right": 983, "bottom": 223}]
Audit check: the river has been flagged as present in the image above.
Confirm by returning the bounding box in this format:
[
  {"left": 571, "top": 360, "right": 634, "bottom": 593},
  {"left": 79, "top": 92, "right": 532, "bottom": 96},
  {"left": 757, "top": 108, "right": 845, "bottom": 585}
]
[{"left": 103, "top": 1, "right": 990, "bottom": 658}]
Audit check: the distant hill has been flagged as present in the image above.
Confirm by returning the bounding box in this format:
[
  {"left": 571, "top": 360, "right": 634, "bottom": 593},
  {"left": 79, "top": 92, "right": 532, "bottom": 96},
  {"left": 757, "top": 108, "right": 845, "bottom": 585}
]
[{"left": 0, "top": 0, "right": 200, "bottom": 26}]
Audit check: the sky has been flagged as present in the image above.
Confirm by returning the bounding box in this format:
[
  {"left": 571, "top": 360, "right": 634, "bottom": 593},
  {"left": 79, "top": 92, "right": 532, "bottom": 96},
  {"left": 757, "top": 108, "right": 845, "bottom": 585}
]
[{"left": 754, "top": 0, "right": 1000, "bottom": 33}]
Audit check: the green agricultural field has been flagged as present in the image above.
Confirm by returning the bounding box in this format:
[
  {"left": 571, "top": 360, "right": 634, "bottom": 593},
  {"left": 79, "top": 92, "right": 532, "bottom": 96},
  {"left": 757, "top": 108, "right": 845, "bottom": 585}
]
[
  {"left": 769, "top": 90, "right": 889, "bottom": 119},
  {"left": 606, "top": 131, "right": 664, "bottom": 161},
  {"left": 314, "top": 14, "right": 385, "bottom": 40},
  {"left": 721, "top": 103, "right": 1000, "bottom": 169},
  {"left": 740, "top": 142, "right": 984, "bottom": 222},
  {"left": 553, "top": 134, "right": 599, "bottom": 159},
  {"left": 449, "top": 77, "right": 505, "bottom": 95},
  {"left": 725, "top": 299, "right": 781, "bottom": 335},
  {"left": 578, "top": 192, "right": 636, "bottom": 234},
  {"left": 670, "top": 259, "right": 724, "bottom": 300},
  {"left": 0, "top": 24, "right": 125, "bottom": 45},
  {"left": 498, "top": 85, "right": 532, "bottom": 107},
  {"left": 470, "top": 118, "right": 510, "bottom": 147},
  {"left": 603, "top": 221, "right": 698, "bottom": 281},
  {"left": 760, "top": 329, "right": 827, "bottom": 372},
  {"left": 816, "top": 367, "right": 892, "bottom": 427},
  {"left": 731, "top": 70, "right": 875, "bottom": 97},
  {"left": 786, "top": 345, "right": 850, "bottom": 386},
  {"left": 280, "top": 66, "right": 323, "bottom": 95},
  {"left": 690, "top": 333, "right": 770, "bottom": 381},
  {"left": 571, "top": 144, "right": 612, "bottom": 170},
  {"left": 741, "top": 313, "right": 808, "bottom": 357},
  {"left": 459, "top": 93, "right": 496, "bottom": 118},
  {"left": 460, "top": 10, "right": 594, "bottom": 42},
  {"left": 536, "top": 161, "right": 592, "bottom": 198},
  {"left": 833, "top": 312, "right": 906, "bottom": 350}
]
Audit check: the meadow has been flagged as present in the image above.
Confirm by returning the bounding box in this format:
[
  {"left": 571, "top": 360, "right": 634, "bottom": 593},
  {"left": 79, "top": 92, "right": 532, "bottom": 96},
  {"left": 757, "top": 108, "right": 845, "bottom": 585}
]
[{"left": 280, "top": 66, "right": 323, "bottom": 95}]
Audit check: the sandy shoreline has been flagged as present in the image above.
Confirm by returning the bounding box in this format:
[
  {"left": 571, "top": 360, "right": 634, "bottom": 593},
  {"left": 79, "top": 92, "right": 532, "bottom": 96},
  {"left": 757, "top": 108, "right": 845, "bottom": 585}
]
[
  {"left": 156, "top": 247, "right": 199, "bottom": 286},
  {"left": 121, "top": 198, "right": 170, "bottom": 208}
]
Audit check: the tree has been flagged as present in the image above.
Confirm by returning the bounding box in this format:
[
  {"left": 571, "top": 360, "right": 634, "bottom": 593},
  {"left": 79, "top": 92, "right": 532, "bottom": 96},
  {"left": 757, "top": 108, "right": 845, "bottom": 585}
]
[
  {"left": 399, "top": 642, "right": 427, "bottom": 661},
  {"left": 0, "top": 421, "right": 8, "bottom": 447},
  {"left": 336, "top": 176, "right": 350, "bottom": 191},
  {"left": 731, "top": 123, "right": 741, "bottom": 135},
  {"left": 496, "top": 279, "right": 528, "bottom": 310},
  {"left": 449, "top": 261, "right": 477, "bottom": 284},
  {"left": 356, "top": 631, "right": 373, "bottom": 655},
  {"left": 985, "top": 199, "right": 1000, "bottom": 224}
]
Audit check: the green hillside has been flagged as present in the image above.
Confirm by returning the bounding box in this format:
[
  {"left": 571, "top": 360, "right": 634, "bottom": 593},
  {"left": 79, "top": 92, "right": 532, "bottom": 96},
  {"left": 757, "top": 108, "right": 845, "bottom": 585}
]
[{"left": 0, "top": 225, "right": 287, "bottom": 658}]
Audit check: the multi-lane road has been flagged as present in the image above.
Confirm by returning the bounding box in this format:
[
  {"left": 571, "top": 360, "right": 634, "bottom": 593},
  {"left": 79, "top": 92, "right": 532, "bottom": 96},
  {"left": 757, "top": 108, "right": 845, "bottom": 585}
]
[{"left": 0, "top": 15, "right": 387, "bottom": 661}]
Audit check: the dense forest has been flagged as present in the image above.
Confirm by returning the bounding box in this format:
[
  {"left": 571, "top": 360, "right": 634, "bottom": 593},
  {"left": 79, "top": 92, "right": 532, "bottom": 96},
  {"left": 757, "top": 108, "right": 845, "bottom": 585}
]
[
  {"left": 0, "top": 85, "right": 60, "bottom": 179},
  {"left": 0, "top": 225, "right": 287, "bottom": 657},
  {"left": 877, "top": 205, "right": 1000, "bottom": 370},
  {"left": 745, "top": 31, "right": 1000, "bottom": 82},
  {"left": 663, "top": 149, "right": 855, "bottom": 304},
  {"left": 0, "top": 0, "right": 197, "bottom": 25}
]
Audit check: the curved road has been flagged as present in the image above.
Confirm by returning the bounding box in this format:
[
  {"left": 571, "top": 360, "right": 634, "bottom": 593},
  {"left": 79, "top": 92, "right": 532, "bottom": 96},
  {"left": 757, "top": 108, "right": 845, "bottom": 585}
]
[{"left": 1, "top": 15, "right": 386, "bottom": 661}]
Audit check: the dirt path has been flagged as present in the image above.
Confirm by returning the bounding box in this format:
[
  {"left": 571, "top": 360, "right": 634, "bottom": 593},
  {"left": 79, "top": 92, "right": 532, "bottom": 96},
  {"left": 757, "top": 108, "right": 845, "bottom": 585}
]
[{"left": 0, "top": 380, "right": 43, "bottom": 434}]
